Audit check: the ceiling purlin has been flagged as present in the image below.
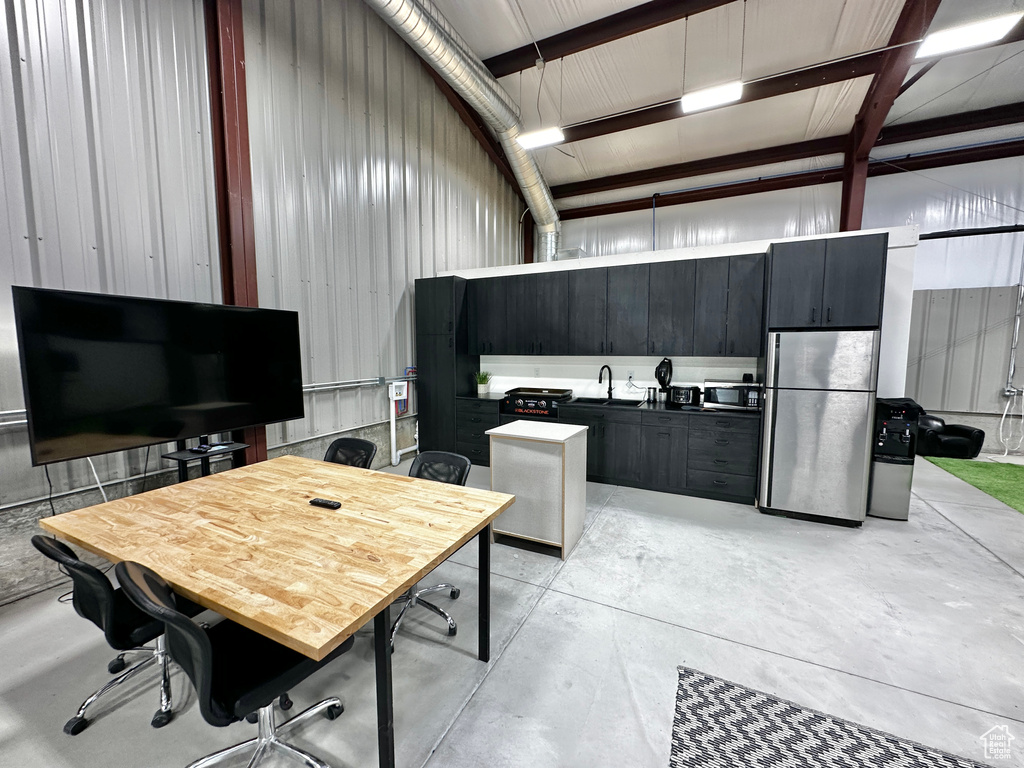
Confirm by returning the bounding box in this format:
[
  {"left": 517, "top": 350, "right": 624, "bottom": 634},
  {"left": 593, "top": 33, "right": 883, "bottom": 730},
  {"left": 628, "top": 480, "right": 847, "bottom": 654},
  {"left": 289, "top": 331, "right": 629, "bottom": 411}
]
[
  {"left": 559, "top": 137, "right": 1024, "bottom": 221},
  {"left": 482, "top": 0, "right": 733, "bottom": 79},
  {"left": 553, "top": 101, "right": 1024, "bottom": 200},
  {"left": 561, "top": 50, "right": 886, "bottom": 145},
  {"left": 840, "top": 0, "right": 941, "bottom": 230}
]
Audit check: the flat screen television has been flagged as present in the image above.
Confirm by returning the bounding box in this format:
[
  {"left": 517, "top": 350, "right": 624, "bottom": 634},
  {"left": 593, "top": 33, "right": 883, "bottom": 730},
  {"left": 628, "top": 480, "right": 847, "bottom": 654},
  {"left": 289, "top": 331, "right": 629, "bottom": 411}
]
[{"left": 12, "top": 286, "right": 304, "bottom": 465}]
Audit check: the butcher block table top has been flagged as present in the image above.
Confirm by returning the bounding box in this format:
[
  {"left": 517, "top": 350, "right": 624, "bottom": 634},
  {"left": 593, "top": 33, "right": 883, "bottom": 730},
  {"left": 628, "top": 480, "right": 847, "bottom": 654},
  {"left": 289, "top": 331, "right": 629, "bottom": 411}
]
[{"left": 41, "top": 454, "right": 515, "bottom": 661}]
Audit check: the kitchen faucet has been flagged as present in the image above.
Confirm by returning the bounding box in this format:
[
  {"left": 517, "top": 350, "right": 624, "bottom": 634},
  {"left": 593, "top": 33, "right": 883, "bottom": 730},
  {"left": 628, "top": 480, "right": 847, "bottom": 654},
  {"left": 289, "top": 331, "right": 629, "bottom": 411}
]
[{"left": 598, "top": 365, "right": 613, "bottom": 400}]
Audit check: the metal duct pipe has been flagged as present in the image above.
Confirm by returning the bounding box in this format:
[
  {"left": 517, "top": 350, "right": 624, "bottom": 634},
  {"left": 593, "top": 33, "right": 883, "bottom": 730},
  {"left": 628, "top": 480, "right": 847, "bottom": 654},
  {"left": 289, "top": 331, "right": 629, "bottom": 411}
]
[{"left": 364, "top": 0, "right": 560, "bottom": 261}]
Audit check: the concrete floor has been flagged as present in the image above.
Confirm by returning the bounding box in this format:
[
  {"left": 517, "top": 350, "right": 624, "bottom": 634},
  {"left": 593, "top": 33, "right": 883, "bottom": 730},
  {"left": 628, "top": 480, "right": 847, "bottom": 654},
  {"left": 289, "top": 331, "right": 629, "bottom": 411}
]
[{"left": 0, "top": 456, "right": 1021, "bottom": 768}]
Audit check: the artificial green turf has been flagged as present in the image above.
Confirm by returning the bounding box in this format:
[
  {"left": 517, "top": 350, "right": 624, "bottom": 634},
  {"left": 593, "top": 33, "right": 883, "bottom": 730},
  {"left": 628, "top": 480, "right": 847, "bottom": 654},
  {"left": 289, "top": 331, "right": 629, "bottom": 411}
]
[{"left": 927, "top": 457, "right": 1024, "bottom": 515}]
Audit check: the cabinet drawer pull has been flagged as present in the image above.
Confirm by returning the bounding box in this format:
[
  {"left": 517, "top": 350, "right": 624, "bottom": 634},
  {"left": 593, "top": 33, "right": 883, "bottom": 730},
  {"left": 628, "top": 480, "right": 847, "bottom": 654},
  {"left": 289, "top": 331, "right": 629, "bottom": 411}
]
[
  {"left": 718, "top": 341, "right": 723, "bottom": 354},
  {"left": 713, "top": 479, "right": 728, "bottom": 486},
  {"left": 715, "top": 420, "right": 729, "bottom": 427},
  {"left": 610, "top": 341, "right": 614, "bottom": 353},
  {"left": 471, "top": 417, "right": 482, "bottom": 423},
  {"left": 715, "top": 439, "right": 730, "bottom": 446},
  {"left": 714, "top": 459, "right": 728, "bottom": 465},
  {"left": 651, "top": 342, "right": 655, "bottom": 352},
  {"left": 658, "top": 432, "right": 670, "bottom": 437},
  {"left": 811, "top": 307, "right": 817, "bottom": 323},
  {"left": 659, "top": 416, "right": 671, "bottom": 422},
  {"left": 827, "top": 306, "right": 832, "bottom": 322}
]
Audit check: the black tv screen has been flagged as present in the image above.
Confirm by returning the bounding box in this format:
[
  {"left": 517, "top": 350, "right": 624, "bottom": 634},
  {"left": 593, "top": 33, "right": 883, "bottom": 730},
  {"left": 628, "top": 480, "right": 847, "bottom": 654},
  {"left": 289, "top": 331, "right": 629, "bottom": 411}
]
[{"left": 12, "top": 286, "right": 304, "bottom": 465}]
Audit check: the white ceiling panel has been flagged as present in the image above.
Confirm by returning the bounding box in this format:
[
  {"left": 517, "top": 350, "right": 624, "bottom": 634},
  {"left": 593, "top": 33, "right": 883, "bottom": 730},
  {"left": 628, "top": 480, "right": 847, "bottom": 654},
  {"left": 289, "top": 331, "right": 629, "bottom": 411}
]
[
  {"left": 930, "top": 0, "right": 1024, "bottom": 30},
  {"left": 888, "top": 41, "right": 1024, "bottom": 125},
  {"left": 534, "top": 78, "right": 872, "bottom": 185}
]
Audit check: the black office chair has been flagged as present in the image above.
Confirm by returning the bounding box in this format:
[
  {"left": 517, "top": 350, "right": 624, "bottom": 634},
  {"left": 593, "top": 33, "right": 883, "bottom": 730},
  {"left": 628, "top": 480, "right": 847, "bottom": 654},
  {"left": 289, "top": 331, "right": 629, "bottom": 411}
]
[
  {"left": 31, "top": 535, "right": 187, "bottom": 734},
  {"left": 390, "top": 451, "right": 473, "bottom": 649},
  {"left": 115, "top": 560, "right": 353, "bottom": 768},
  {"left": 917, "top": 414, "right": 985, "bottom": 459},
  {"left": 323, "top": 437, "right": 378, "bottom": 469}
]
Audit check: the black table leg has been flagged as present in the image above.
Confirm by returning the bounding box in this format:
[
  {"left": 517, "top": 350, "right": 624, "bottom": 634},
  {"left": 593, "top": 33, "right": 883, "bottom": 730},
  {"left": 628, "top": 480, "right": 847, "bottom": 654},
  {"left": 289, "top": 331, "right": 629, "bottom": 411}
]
[
  {"left": 478, "top": 524, "right": 491, "bottom": 662},
  {"left": 175, "top": 440, "right": 188, "bottom": 483},
  {"left": 374, "top": 605, "right": 395, "bottom": 768}
]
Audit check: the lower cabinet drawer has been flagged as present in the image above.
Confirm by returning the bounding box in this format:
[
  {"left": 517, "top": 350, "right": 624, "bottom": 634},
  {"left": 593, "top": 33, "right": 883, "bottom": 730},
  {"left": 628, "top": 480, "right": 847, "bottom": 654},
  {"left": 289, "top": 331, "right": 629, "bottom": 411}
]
[
  {"left": 688, "top": 429, "right": 758, "bottom": 462},
  {"left": 457, "top": 441, "right": 490, "bottom": 465},
  {"left": 686, "top": 469, "right": 755, "bottom": 499},
  {"left": 456, "top": 423, "right": 492, "bottom": 444},
  {"left": 687, "top": 448, "right": 757, "bottom": 475}
]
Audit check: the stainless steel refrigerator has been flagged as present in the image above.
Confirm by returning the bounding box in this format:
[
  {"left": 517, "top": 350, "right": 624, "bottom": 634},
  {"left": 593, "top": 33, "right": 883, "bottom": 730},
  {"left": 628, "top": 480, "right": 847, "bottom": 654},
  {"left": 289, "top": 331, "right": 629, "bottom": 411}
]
[{"left": 759, "top": 330, "right": 880, "bottom": 523}]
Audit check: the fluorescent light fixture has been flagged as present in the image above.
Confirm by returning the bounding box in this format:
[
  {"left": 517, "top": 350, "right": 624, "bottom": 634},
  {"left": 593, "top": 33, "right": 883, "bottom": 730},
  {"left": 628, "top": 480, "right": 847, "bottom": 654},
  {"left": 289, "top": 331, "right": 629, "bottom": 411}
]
[
  {"left": 516, "top": 127, "right": 565, "bottom": 149},
  {"left": 680, "top": 80, "right": 744, "bottom": 114},
  {"left": 917, "top": 12, "right": 1024, "bottom": 58}
]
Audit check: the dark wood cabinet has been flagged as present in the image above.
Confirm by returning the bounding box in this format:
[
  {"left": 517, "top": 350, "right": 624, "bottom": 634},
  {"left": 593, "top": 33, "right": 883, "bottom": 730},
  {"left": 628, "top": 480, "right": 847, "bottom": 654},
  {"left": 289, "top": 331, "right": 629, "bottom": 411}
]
[
  {"left": 693, "top": 257, "right": 730, "bottom": 356},
  {"left": 768, "top": 235, "right": 886, "bottom": 330},
  {"left": 455, "top": 397, "right": 500, "bottom": 465},
  {"left": 648, "top": 260, "right": 695, "bottom": 356},
  {"left": 414, "top": 276, "right": 477, "bottom": 453},
  {"left": 569, "top": 268, "right": 608, "bottom": 355},
  {"left": 559, "top": 406, "right": 641, "bottom": 484},
  {"left": 767, "top": 240, "right": 827, "bottom": 329},
  {"left": 641, "top": 424, "right": 688, "bottom": 492},
  {"left": 822, "top": 234, "right": 887, "bottom": 328},
  {"left": 468, "top": 277, "right": 507, "bottom": 354},
  {"left": 726, "top": 254, "right": 765, "bottom": 356},
  {"left": 607, "top": 265, "right": 649, "bottom": 355},
  {"left": 532, "top": 272, "right": 569, "bottom": 355}
]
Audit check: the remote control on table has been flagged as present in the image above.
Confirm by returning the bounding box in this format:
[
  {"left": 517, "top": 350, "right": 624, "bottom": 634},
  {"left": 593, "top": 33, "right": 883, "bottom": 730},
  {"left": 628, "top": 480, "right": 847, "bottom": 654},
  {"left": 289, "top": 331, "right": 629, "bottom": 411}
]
[{"left": 309, "top": 498, "right": 341, "bottom": 510}]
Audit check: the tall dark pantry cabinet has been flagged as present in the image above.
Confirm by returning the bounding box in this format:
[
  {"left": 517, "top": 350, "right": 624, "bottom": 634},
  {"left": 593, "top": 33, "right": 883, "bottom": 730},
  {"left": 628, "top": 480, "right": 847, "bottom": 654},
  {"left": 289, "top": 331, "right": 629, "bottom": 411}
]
[{"left": 414, "top": 276, "right": 478, "bottom": 452}]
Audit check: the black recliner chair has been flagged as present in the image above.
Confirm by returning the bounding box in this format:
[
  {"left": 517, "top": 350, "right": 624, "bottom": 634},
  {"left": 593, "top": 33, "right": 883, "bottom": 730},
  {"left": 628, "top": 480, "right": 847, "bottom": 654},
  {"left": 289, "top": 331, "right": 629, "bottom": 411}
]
[
  {"left": 115, "top": 560, "right": 353, "bottom": 768},
  {"left": 323, "top": 437, "right": 378, "bottom": 469},
  {"left": 916, "top": 414, "right": 985, "bottom": 459},
  {"left": 31, "top": 535, "right": 194, "bottom": 734}
]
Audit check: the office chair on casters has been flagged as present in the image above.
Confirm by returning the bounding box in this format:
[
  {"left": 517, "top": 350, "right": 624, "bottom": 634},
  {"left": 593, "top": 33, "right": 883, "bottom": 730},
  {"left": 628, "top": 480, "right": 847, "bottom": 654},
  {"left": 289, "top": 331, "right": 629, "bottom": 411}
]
[
  {"left": 390, "top": 451, "right": 473, "bottom": 650},
  {"left": 115, "top": 560, "right": 354, "bottom": 768},
  {"left": 30, "top": 535, "right": 189, "bottom": 735},
  {"left": 323, "top": 437, "right": 377, "bottom": 468}
]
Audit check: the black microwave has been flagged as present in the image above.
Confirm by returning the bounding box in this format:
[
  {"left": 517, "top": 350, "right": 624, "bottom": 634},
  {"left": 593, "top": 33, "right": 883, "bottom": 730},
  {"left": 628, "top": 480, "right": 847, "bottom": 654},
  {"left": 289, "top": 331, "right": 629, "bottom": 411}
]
[{"left": 702, "top": 381, "right": 761, "bottom": 411}]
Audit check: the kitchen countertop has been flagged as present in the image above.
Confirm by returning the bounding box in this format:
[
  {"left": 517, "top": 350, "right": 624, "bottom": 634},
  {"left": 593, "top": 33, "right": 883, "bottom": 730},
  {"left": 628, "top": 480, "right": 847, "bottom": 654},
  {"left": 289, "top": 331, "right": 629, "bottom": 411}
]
[{"left": 561, "top": 399, "right": 761, "bottom": 416}]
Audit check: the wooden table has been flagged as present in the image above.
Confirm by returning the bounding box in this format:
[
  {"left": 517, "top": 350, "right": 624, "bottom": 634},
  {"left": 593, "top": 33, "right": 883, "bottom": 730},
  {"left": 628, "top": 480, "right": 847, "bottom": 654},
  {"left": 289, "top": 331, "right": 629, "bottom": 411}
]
[{"left": 40, "top": 454, "right": 515, "bottom": 768}]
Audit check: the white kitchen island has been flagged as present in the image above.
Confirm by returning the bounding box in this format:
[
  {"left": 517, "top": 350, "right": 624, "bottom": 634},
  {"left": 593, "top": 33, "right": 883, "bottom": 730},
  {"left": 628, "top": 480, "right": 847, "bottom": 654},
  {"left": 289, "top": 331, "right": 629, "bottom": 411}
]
[{"left": 486, "top": 420, "right": 588, "bottom": 559}]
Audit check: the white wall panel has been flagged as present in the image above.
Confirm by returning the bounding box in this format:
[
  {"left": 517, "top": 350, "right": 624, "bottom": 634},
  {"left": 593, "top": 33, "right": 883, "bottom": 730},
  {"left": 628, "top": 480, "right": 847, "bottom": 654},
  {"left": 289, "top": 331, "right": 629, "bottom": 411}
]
[
  {"left": 0, "top": 0, "right": 217, "bottom": 506},
  {"left": 241, "top": 0, "right": 522, "bottom": 448}
]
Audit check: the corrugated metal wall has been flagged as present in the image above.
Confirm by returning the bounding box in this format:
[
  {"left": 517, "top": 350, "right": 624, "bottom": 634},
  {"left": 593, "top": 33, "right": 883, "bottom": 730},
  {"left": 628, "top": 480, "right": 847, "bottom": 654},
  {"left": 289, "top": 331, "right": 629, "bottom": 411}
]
[
  {"left": 241, "top": 0, "right": 523, "bottom": 447},
  {"left": 0, "top": 0, "right": 217, "bottom": 506},
  {"left": 906, "top": 286, "right": 1017, "bottom": 414}
]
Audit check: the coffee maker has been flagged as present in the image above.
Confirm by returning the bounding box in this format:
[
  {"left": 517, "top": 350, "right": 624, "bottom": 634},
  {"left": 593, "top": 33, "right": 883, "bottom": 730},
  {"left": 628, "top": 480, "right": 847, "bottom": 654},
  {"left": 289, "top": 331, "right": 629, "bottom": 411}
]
[{"left": 655, "top": 358, "right": 672, "bottom": 394}]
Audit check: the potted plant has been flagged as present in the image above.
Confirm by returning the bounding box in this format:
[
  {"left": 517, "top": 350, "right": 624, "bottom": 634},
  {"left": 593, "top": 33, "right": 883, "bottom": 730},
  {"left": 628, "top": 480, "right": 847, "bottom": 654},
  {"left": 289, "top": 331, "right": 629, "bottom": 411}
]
[{"left": 474, "top": 371, "right": 492, "bottom": 396}]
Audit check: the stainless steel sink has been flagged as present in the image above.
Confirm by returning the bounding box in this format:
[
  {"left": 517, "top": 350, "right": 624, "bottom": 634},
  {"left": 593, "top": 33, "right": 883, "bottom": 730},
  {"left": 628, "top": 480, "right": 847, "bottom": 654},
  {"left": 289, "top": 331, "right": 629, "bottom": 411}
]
[{"left": 571, "top": 396, "right": 644, "bottom": 407}]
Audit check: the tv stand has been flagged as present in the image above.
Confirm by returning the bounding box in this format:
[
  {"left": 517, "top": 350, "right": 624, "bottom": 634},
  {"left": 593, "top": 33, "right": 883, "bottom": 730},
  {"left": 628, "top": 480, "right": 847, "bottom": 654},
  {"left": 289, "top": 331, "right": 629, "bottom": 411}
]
[{"left": 163, "top": 439, "right": 249, "bottom": 482}]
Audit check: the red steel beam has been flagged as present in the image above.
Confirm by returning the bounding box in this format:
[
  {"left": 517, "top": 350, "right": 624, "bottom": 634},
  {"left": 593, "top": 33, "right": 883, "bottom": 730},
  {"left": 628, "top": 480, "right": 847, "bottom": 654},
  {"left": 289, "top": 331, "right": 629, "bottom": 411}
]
[
  {"left": 561, "top": 50, "right": 885, "bottom": 145},
  {"left": 205, "top": 0, "right": 266, "bottom": 465},
  {"left": 551, "top": 136, "right": 847, "bottom": 199},
  {"left": 558, "top": 138, "right": 1024, "bottom": 221},
  {"left": 842, "top": 0, "right": 941, "bottom": 230},
  {"left": 483, "top": 0, "right": 733, "bottom": 79},
  {"left": 878, "top": 101, "right": 1024, "bottom": 145}
]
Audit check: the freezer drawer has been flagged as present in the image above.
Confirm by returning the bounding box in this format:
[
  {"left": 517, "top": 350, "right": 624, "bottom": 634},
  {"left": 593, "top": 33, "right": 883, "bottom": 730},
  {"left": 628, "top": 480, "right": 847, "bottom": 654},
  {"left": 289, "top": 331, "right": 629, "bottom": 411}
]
[
  {"left": 761, "top": 388, "right": 874, "bottom": 521},
  {"left": 767, "top": 330, "right": 879, "bottom": 391}
]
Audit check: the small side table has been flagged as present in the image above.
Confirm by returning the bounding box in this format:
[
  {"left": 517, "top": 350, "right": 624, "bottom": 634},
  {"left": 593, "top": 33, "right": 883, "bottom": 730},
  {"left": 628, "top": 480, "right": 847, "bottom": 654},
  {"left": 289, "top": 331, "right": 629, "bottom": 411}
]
[
  {"left": 162, "top": 442, "right": 249, "bottom": 483},
  {"left": 486, "top": 420, "right": 587, "bottom": 559}
]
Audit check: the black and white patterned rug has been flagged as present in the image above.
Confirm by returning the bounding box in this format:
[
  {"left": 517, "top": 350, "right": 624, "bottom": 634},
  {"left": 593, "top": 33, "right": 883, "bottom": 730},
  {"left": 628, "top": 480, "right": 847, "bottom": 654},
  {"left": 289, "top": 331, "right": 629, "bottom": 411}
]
[{"left": 671, "top": 666, "right": 994, "bottom": 768}]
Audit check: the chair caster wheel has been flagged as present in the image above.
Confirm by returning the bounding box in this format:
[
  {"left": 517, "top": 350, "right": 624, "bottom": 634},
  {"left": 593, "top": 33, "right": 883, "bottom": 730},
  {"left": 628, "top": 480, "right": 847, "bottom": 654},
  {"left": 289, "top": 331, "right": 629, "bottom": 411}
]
[
  {"left": 246, "top": 713, "right": 258, "bottom": 724},
  {"left": 448, "top": 625, "right": 457, "bottom": 637},
  {"left": 151, "top": 710, "right": 173, "bottom": 728},
  {"left": 107, "top": 656, "right": 127, "bottom": 674},
  {"left": 324, "top": 703, "right": 344, "bottom": 721},
  {"left": 64, "top": 716, "right": 89, "bottom": 735},
  {"left": 279, "top": 694, "right": 293, "bottom": 711},
  {"left": 450, "top": 588, "right": 461, "bottom": 599}
]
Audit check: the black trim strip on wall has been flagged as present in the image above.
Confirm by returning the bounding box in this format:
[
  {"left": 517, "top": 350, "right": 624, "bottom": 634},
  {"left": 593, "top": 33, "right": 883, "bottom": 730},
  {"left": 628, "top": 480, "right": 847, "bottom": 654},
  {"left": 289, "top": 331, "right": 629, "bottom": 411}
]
[{"left": 919, "top": 225, "right": 1024, "bottom": 240}]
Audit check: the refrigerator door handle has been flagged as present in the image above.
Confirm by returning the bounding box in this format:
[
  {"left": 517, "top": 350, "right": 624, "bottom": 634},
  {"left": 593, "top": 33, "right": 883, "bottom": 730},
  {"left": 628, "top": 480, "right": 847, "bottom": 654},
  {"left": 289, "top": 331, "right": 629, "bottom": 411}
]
[
  {"left": 759, "top": 388, "right": 777, "bottom": 507},
  {"left": 765, "top": 333, "right": 781, "bottom": 388}
]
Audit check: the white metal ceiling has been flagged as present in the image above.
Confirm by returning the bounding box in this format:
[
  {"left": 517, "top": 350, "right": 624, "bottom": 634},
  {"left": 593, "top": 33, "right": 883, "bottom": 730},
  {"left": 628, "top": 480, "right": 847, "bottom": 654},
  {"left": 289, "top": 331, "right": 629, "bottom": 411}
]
[{"left": 428, "top": 0, "right": 1024, "bottom": 211}]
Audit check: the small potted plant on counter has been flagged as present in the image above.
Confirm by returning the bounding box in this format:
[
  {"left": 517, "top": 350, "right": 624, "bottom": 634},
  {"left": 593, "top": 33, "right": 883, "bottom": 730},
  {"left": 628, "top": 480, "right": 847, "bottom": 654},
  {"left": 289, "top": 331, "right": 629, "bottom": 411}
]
[{"left": 474, "top": 371, "right": 492, "bottom": 396}]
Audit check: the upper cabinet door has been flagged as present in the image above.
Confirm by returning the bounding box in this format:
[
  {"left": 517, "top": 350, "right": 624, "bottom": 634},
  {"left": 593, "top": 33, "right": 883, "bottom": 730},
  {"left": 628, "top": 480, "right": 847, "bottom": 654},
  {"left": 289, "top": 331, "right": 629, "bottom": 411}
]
[
  {"left": 569, "top": 268, "right": 608, "bottom": 355},
  {"left": 534, "top": 272, "right": 569, "bottom": 355},
  {"left": 607, "top": 264, "right": 650, "bottom": 355},
  {"left": 415, "top": 277, "right": 454, "bottom": 335},
  {"left": 504, "top": 275, "right": 532, "bottom": 354},
  {"left": 468, "top": 278, "right": 508, "bottom": 354},
  {"left": 822, "top": 234, "right": 887, "bottom": 329},
  {"left": 725, "top": 254, "right": 765, "bottom": 357},
  {"left": 648, "top": 260, "right": 695, "bottom": 356},
  {"left": 693, "top": 257, "right": 730, "bottom": 356},
  {"left": 767, "top": 240, "right": 827, "bottom": 329}
]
